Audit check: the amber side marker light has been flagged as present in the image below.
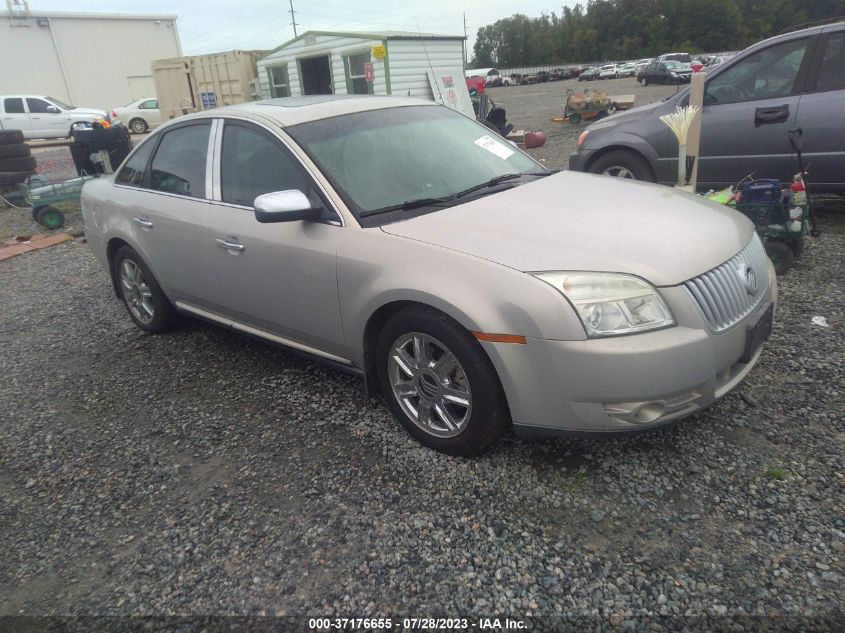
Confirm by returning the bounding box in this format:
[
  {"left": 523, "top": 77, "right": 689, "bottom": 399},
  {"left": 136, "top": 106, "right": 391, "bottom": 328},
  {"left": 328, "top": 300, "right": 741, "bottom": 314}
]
[{"left": 471, "top": 331, "right": 527, "bottom": 344}]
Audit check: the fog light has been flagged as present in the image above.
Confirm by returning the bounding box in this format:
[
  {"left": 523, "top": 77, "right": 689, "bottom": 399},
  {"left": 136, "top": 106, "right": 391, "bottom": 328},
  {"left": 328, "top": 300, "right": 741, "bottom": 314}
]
[{"left": 635, "top": 403, "right": 665, "bottom": 423}]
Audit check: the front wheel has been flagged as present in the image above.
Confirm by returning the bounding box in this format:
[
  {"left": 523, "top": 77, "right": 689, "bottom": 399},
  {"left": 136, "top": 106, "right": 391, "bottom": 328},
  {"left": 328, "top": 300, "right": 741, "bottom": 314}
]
[
  {"left": 376, "top": 306, "right": 510, "bottom": 456},
  {"left": 640, "top": 77, "right": 648, "bottom": 86},
  {"left": 589, "top": 150, "right": 654, "bottom": 181},
  {"left": 113, "top": 245, "right": 177, "bottom": 332},
  {"left": 129, "top": 118, "right": 149, "bottom": 134}
]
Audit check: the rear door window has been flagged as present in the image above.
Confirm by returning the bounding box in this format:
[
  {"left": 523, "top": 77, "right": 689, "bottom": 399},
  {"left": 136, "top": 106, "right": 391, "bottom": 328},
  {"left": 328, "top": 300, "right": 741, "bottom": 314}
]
[
  {"left": 149, "top": 123, "right": 211, "bottom": 198},
  {"left": 4, "top": 97, "right": 24, "bottom": 113}
]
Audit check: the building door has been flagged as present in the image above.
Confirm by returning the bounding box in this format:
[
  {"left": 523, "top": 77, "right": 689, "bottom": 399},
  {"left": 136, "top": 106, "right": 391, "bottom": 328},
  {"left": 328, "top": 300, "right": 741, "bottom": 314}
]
[{"left": 299, "top": 55, "right": 333, "bottom": 95}]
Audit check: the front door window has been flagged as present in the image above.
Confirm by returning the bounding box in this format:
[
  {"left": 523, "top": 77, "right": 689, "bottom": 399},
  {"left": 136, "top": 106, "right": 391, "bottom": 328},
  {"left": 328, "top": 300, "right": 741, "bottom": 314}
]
[{"left": 705, "top": 38, "right": 808, "bottom": 105}]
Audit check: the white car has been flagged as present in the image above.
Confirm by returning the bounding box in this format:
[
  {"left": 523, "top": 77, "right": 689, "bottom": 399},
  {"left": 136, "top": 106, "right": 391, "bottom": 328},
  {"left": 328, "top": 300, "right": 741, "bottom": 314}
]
[
  {"left": 599, "top": 64, "right": 618, "bottom": 79},
  {"left": 111, "top": 98, "right": 162, "bottom": 134},
  {"left": 0, "top": 95, "right": 108, "bottom": 139}
]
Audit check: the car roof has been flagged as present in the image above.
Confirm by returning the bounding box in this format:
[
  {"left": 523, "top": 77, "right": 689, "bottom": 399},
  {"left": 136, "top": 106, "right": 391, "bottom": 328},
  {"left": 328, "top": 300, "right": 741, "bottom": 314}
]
[{"left": 173, "top": 95, "right": 437, "bottom": 128}]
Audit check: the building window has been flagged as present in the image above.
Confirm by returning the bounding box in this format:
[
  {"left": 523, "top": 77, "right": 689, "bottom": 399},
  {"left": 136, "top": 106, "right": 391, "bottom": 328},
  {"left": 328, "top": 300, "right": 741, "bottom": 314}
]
[
  {"left": 268, "top": 65, "right": 290, "bottom": 97},
  {"left": 345, "top": 52, "right": 373, "bottom": 95}
]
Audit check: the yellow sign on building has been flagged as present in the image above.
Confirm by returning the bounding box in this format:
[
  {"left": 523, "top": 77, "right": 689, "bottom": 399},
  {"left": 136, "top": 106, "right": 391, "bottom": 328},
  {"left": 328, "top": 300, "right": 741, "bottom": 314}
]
[{"left": 371, "top": 45, "right": 386, "bottom": 59}]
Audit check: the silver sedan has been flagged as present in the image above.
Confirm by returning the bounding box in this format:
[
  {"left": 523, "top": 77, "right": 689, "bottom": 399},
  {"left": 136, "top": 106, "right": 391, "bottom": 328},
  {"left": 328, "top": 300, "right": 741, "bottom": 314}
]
[{"left": 81, "top": 95, "right": 777, "bottom": 455}]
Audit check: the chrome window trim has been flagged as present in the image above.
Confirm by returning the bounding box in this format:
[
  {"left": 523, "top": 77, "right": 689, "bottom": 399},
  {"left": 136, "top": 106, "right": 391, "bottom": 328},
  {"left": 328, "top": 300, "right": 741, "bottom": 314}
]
[
  {"left": 212, "top": 114, "right": 348, "bottom": 227},
  {"left": 205, "top": 119, "right": 220, "bottom": 200},
  {"left": 211, "top": 118, "right": 224, "bottom": 201}
]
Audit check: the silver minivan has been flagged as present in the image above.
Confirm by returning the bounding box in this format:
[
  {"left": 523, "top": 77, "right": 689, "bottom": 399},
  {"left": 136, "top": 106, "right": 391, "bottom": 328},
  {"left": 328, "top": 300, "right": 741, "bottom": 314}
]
[{"left": 570, "top": 21, "right": 845, "bottom": 192}]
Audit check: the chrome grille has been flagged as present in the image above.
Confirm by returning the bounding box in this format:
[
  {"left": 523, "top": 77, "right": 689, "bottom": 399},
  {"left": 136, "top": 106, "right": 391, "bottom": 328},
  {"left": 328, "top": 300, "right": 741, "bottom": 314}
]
[{"left": 684, "top": 235, "right": 770, "bottom": 332}]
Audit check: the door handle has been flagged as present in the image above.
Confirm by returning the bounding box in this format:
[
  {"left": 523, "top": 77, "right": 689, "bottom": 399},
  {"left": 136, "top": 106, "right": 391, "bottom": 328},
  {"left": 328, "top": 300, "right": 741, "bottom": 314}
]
[
  {"left": 754, "top": 105, "right": 789, "bottom": 126},
  {"left": 132, "top": 216, "right": 153, "bottom": 229},
  {"left": 216, "top": 237, "right": 245, "bottom": 252}
]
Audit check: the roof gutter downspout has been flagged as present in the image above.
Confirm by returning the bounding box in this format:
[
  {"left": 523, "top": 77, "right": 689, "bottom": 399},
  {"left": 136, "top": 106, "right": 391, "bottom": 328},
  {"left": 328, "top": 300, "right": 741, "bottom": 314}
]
[{"left": 46, "top": 17, "right": 76, "bottom": 104}]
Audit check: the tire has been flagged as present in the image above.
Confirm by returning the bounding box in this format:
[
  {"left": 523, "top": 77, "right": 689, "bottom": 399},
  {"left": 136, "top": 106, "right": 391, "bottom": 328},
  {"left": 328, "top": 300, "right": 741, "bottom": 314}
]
[
  {"left": 0, "top": 143, "right": 30, "bottom": 159},
  {"left": 34, "top": 205, "right": 65, "bottom": 229},
  {"left": 0, "top": 156, "right": 36, "bottom": 172},
  {"left": 640, "top": 77, "right": 648, "bottom": 86},
  {"left": 766, "top": 241, "right": 793, "bottom": 275},
  {"left": 376, "top": 306, "right": 510, "bottom": 456},
  {"left": 0, "top": 129, "right": 24, "bottom": 145},
  {"left": 113, "top": 245, "right": 178, "bottom": 333},
  {"left": 128, "top": 118, "right": 148, "bottom": 134},
  {"left": 588, "top": 150, "right": 654, "bottom": 181},
  {"left": 0, "top": 170, "right": 35, "bottom": 186}
]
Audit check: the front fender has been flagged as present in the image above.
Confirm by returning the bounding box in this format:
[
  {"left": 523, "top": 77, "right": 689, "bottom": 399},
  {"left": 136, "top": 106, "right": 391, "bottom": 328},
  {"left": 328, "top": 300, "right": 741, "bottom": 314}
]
[{"left": 337, "top": 228, "right": 587, "bottom": 367}]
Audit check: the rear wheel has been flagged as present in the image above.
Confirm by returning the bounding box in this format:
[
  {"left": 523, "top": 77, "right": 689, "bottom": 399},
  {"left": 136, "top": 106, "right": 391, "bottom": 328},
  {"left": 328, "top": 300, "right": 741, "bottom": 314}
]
[
  {"left": 640, "top": 77, "right": 648, "bottom": 86},
  {"left": 113, "top": 245, "right": 177, "bottom": 332},
  {"left": 376, "top": 306, "right": 510, "bottom": 456},
  {"left": 589, "top": 150, "right": 654, "bottom": 181}
]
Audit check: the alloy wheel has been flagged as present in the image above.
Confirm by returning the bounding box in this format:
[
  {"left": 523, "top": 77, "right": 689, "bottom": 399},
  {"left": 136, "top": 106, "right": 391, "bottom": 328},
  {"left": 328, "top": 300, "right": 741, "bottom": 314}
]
[
  {"left": 387, "top": 332, "right": 472, "bottom": 438},
  {"left": 602, "top": 166, "right": 635, "bottom": 178},
  {"left": 119, "top": 258, "right": 155, "bottom": 323}
]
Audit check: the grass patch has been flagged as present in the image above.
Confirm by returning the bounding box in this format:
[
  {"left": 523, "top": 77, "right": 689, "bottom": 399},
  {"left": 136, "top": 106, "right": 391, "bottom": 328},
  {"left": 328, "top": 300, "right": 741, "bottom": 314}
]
[
  {"left": 558, "top": 468, "right": 587, "bottom": 492},
  {"left": 766, "top": 467, "right": 787, "bottom": 481}
]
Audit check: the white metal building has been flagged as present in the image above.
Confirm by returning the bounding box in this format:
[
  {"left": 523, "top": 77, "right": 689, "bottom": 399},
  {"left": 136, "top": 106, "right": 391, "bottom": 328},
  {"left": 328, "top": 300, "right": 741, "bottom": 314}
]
[
  {"left": 0, "top": 10, "right": 182, "bottom": 111},
  {"left": 256, "top": 31, "right": 466, "bottom": 100}
]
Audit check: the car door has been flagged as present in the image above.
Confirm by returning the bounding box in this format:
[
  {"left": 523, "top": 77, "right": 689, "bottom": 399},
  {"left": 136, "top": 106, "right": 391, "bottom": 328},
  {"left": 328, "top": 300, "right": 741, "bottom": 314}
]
[
  {"left": 793, "top": 28, "right": 845, "bottom": 191},
  {"left": 140, "top": 99, "right": 162, "bottom": 127},
  {"left": 696, "top": 35, "right": 814, "bottom": 189},
  {"left": 26, "top": 97, "right": 69, "bottom": 138},
  {"left": 2, "top": 97, "right": 32, "bottom": 135},
  {"left": 204, "top": 118, "right": 346, "bottom": 358},
  {"left": 113, "top": 121, "right": 212, "bottom": 305}
]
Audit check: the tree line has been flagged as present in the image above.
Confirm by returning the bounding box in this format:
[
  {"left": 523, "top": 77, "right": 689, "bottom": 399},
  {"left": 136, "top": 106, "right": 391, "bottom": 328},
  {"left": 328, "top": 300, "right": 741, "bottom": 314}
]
[{"left": 471, "top": 0, "right": 845, "bottom": 66}]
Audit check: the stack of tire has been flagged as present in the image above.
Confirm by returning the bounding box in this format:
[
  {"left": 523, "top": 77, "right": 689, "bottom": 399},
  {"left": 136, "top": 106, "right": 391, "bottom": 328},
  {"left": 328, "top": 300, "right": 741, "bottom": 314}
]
[{"left": 0, "top": 129, "right": 36, "bottom": 189}]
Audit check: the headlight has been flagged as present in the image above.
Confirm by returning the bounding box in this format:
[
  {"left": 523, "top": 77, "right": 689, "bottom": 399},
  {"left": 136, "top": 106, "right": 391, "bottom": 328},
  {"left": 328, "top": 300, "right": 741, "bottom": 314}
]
[
  {"left": 534, "top": 272, "right": 675, "bottom": 337},
  {"left": 670, "top": 72, "right": 679, "bottom": 77}
]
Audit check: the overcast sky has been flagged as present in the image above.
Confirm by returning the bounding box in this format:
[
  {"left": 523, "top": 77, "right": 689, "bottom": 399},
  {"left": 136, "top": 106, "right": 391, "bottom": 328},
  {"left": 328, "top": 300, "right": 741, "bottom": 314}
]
[{"left": 27, "top": 0, "right": 569, "bottom": 58}]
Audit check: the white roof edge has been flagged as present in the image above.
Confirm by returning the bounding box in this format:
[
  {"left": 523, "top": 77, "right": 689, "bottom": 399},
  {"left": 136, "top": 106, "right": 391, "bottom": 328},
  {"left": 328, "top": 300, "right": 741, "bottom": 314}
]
[{"left": 0, "top": 11, "right": 177, "bottom": 21}]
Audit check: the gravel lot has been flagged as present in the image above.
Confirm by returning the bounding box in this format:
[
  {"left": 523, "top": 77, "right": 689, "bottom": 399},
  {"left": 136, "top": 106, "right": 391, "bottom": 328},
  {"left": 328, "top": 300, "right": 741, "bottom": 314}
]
[
  {"left": 1, "top": 82, "right": 844, "bottom": 629},
  {"left": 488, "top": 77, "right": 681, "bottom": 171}
]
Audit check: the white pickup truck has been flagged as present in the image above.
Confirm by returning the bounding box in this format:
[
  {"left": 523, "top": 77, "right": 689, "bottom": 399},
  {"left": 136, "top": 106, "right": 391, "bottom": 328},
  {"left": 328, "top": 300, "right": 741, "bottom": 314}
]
[{"left": 0, "top": 95, "right": 108, "bottom": 139}]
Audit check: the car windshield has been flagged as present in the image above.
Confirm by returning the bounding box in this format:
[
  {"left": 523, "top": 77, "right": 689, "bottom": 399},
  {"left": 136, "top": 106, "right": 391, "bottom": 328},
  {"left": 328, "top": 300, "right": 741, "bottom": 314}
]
[
  {"left": 665, "top": 61, "right": 686, "bottom": 69},
  {"left": 664, "top": 54, "right": 691, "bottom": 63},
  {"left": 46, "top": 97, "right": 74, "bottom": 110},
  {"left": 601, "top": 65, "right": 615, "bottom": 70},
  {"left": 286, "top": 105, "right": 541, "bottom": 221}
]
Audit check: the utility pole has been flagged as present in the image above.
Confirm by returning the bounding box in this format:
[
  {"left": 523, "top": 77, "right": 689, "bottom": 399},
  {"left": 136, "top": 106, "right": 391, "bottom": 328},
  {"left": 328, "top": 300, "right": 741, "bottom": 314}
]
[
  {"left": 463, "top": 12, "right": 468, "bottom": 69},
  {"left": 288, "top": 0, "right": 298, "bottom": 37}
]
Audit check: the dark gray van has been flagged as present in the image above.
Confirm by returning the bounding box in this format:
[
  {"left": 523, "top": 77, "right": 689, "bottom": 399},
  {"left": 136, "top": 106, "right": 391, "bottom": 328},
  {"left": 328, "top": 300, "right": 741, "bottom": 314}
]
[{"left": 569, "top": 21, "right": 845, "bottom": 192}]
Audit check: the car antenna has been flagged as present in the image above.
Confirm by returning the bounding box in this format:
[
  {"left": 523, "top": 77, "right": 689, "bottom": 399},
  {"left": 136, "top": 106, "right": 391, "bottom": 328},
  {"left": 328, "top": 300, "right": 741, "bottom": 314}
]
[{"left": 415, "top": 18, "right": 444, "bottom": 104}]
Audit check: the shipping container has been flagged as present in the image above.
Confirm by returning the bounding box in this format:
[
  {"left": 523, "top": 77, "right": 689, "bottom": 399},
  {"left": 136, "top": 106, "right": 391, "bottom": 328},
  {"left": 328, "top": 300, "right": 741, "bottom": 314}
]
[{"left": 152, "top": 50, "right": 265, "bottom": 122}]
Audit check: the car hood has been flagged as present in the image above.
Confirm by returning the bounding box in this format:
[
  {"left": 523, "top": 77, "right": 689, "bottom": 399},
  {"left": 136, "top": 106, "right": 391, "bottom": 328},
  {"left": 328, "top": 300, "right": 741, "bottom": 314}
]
[
  {"left": 70, "top": 107, "right": 108, "bottom": 117},
  {"left": 379, "top": 171, "right": 753, "bottom": 287}
]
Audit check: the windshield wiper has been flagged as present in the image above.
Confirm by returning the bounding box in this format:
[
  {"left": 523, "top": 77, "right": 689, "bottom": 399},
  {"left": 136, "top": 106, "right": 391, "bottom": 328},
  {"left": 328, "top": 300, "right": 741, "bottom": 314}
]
[
  {"left": 360, "top": 196, "right": 457, "bottom": 217},
  {"left": 454, "top": 170, "right": 553, "bottom": 199},
  {"left": 359, "top": 171, "right": 555, "bottom": 218}
]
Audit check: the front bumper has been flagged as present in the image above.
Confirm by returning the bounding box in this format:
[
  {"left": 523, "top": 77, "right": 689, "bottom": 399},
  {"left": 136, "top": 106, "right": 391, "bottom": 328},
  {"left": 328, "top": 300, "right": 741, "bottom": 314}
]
[
  {"left": 480, "top": 266, "right": 776, "bottom": 435},
  {"left": 568, "top": 147, "right": 594, "bottom": 172}
]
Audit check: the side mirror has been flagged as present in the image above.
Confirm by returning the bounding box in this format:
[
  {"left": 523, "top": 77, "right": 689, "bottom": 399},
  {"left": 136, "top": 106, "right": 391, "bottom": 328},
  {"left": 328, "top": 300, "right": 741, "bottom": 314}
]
[
  {"left": 46, "top": 105, "right": 60, "bottom": 113},
  {"left": 254, "top": 190, "right": 322, "bottom": 223}
]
